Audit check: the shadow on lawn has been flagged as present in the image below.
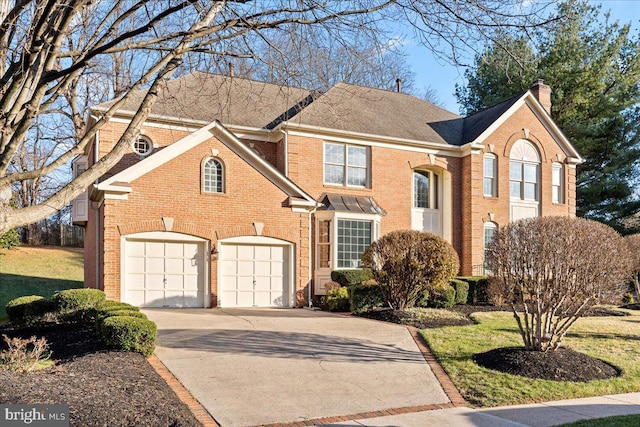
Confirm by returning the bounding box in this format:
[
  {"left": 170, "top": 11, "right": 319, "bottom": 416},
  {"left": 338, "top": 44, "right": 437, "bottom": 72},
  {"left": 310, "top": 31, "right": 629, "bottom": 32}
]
[{"left": 0, "top": 273, "right": 83, "bottom": 319}]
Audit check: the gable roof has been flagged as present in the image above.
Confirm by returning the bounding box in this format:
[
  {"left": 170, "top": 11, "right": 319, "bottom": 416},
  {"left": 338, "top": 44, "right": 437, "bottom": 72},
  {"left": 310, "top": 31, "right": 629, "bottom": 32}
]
[
  {"left": 93, "top": 72, "right": 314, "bottom": 129},
  {"left": 287, "top": 83, "right": 463, "bottom": 145},
  {"left": 461, "top": 93, "right": 523, "bottom": 144},
  {"left": 92, "top": 120, "right": 318, "bottom": 209},
  {"left": 462, "top": 91, "right": 582, "bottom": 161}
]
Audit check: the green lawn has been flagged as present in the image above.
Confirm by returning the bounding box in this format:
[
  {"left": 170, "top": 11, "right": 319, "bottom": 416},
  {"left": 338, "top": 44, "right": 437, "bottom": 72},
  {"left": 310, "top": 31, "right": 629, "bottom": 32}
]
[
  {"left": 562, "top": 415, "right": 640, "bottom": 426},
  {"left": 0, "top": 246, "right": 84, "bottom": 320},
  {"left": 421, "top": 310, "right": 640, "bottom": 407}
]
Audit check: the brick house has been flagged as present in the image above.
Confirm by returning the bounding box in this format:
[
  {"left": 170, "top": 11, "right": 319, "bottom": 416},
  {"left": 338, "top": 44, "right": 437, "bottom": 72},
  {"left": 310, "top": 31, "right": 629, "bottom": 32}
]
[{"left": 72, "top": 73, "right": 582, "bottom": 308}]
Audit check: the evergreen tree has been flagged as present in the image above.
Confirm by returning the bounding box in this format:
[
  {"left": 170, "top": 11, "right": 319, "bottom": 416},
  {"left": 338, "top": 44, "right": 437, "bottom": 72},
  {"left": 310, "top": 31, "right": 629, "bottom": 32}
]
[{"left": 456, "top": 1, "right": 640, "bottom": 230}]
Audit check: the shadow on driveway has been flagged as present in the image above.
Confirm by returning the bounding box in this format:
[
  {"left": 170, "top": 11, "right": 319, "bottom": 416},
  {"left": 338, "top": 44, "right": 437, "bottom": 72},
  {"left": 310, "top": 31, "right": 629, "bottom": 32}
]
[{"left": 157, "top": 328, "right": 425, "bottom": 364}]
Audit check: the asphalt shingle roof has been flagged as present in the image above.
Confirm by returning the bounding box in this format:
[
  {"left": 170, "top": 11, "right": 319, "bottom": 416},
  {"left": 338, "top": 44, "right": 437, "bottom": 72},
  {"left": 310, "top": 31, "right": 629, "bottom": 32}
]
[
  {"left": 94, "top": 73, "right": 527, "bottom": 147},
  {"left": 95, "top": 72, "right": 314, "bottom": 129}
]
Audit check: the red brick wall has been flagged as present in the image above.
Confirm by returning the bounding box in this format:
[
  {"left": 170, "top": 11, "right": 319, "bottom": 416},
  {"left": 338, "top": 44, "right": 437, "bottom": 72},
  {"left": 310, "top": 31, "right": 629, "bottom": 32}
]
[
  {"left": 464, "top": 103, "right": 577, "bottom": 273},
  {"left": 94, "top": 122, "right": 310, "bottom": 306}
]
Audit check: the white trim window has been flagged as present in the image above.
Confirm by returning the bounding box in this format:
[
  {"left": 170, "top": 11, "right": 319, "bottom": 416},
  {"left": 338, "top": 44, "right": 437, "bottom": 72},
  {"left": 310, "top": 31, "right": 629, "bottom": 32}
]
[
  {"left": 133, "top": 136, "right": 153, "bottom": 157},
  {"left": 483, "top": 154, "right": 497, "bottom": 197},
  {"left": 552, "top": 162, "right": 564, "bottom": 203},
  {"left": 324, "top": 142, "right": 369, "bottom": 187},
  {"left": 317, "top": 219, "right": 331, "bottom": 269},
  {"left": 337, "top": 219, "right": 372, "bottom": 268},
  {"left": 414, "top": 170, "right": 438, "bottom": 209},
  {"left": 483, "top": 222, "right": 497, "bottom": 273},
  {"left": 203, "top": 158, "right": 224, "bottom": 193}
]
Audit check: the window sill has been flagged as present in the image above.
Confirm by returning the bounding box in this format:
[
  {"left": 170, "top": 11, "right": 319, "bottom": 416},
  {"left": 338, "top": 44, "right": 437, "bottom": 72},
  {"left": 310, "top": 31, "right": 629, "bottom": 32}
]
[{"left": 323, "top": 184, "right": 371, "bottom": 191}]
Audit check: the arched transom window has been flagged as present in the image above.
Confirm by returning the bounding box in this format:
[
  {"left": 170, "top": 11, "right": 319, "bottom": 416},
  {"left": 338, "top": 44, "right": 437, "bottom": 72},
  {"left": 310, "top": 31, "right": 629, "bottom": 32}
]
[{"left": 203, "top": 158, "right": 224, "bottom": 193}]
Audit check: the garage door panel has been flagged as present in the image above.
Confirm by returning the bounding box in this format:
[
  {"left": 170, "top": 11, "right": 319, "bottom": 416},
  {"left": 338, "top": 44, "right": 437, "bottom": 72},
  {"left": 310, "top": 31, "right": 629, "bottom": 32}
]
[
  {"left": 125, "top": 290, "right": 146, "bottom": 307},
  {"left": 237, "top": 260, "right": 253, "bottom": 273},
  {"left": 237, "top": 245, "right": 254, "bottom": 259},
  {"left": 127, "top": 241, "right": 146, "bottom": 257},
  {"left": 147, "top": 257, "right": 165, "bottom": 274},
  {"left": 254, "top": 261, "right": 272, "bottom": 275},
  {"left": 183, "top": 275, "right": 200, "bottom": 290},
  {"left": 165, "top": 242, "right": 185, "bottom": 257},
  {"left": 270, "top": 247, "right": 285, "bottom": 262},
  {"left": 146, "top": 241, "right": 165, "bottom": 256},
  {"left": 127, "top": 257, "right": 145, "bottom": 274},
  {"left": 254, "top": 246, "right": 272, "bottom": 261},
  {"left": 145, "top": 274, "right": 166, "bottom": 289},
  {"left": 166, "top": 258, "right": 184, "bottom": 273}
]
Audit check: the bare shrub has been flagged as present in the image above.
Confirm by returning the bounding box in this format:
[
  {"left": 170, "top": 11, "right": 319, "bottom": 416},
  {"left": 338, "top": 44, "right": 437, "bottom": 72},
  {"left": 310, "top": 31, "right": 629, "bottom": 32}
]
[
  {"left": 626, "top": 234, "right": 640, "bottom": 299},
  {"left": 486, "top": 216, "right": 633, "bottom": 352},
  {"left": 362, "top": 230, "right": 459, "bottom": 311},
  {"left": 0, "top": 335, "right": 51, "bottom": 372}
]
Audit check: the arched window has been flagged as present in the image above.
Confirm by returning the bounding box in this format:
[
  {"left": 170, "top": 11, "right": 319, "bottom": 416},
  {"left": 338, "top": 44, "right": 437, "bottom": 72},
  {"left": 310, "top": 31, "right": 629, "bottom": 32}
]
[
  {"left": 510, "top": 140, "right": 540, "bottom": 201},
  {"left": 203, "top": 158, "right": 224, "bottom": 193},
  {"left": 414, "top": 170, "right": 438, "bottom": 209}
]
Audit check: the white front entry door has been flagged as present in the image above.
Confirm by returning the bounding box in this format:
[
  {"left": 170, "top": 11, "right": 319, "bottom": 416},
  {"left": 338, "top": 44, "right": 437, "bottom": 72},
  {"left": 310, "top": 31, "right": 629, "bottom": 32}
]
[
  {"left": 124, "top": 237, "right": 206, "bottom": 307},
  {"left": 219, "top": 243, "right": 289, "bottom": 307}
]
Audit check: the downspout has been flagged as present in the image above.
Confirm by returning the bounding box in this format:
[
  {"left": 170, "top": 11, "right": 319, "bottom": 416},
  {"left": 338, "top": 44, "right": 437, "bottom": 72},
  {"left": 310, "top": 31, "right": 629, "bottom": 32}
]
[
  {"left": 94, "top": 130, "right": 100, "bottom": 290},
  {"left": 307, "top": 203, "right": 320, "bottom": 308},
  {"left": 281, "top": 129, "right": 289, "bottom": 176}
]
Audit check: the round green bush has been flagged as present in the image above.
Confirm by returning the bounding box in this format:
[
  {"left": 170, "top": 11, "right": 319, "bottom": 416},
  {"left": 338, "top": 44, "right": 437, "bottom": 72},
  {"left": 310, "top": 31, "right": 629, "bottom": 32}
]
[
  {"left": 6, "top": 295, "right": 54, "bottom": 325},
  {"left": 53, "top": 288, "right": 106, "bottom": 324},
  {"left": 100, "top": 316, "right": 157, "bottom": 357},
  {"left": 429, "top": 285, "right": 456, "bottom": 308},
  {"left": 326, "top": 287, "right": 350, "bottom": 312}
]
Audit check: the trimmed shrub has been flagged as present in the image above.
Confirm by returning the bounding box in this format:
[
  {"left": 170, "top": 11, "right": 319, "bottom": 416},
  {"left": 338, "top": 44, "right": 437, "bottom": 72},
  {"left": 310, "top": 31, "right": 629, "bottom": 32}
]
[
  {"left": 326, "top": 287, "right": 350, "bottom": 312},
  {"left": 416, "top": 290, "right": 430, "bottom": 308},
  {"left": 53, "top": 289, "right": 106, "bottom": 324},
  {"left": 100, "top": 316, "right": 157, "bottom": 357},
  {"left": 429, "top": 285, "right": 456, "bottom": 308},
  {"left": 96, "top": 302, "right": 140, "bottom": 313},
  {"left": 457, "top": 276, "right": 489, "bottom": 304},
  {"left": 96, "top": 310, "right": 148, "bottom": 333},
  {"left": 330, "top": 269, "right": 374, "bottom": 288},
  {"left": 349, "top": 283, "right": 384, "bottom": 313},
  {"left": 362, "top": 230, "right": 459, "bottom": 310},
  {"left": 451, "top": 279, "right": 469, "bottom": 305},
  {"left": 5, "top": 296, "right": 54, "bottom": 326}
]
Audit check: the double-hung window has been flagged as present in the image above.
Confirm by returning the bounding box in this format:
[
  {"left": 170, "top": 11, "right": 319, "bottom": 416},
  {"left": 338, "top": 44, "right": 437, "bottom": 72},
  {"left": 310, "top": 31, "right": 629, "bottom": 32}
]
[
  {"left": 324, "top": 142, "right": 369, "bottom": 187},
  {"left": 552, "top": 163, "right": 563, "bottom": 203},
  {"left": 510, "top": 161, "right": 538, "bottom": 201},
  {"left": 483, "top": 154, "right": 497, "bottom": 197}
]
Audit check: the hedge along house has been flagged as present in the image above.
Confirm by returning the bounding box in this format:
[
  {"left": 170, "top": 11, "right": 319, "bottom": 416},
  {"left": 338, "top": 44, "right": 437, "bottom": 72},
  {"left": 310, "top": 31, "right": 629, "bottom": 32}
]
[{"left": 72, "top": 73, "right": 582, "bottom": 308}]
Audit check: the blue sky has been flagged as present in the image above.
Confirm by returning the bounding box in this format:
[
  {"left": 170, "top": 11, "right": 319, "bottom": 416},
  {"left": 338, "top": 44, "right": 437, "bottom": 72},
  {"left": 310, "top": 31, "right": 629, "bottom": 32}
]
[{"left": 406, "top": 1, "right": 640, "bottom": 113}]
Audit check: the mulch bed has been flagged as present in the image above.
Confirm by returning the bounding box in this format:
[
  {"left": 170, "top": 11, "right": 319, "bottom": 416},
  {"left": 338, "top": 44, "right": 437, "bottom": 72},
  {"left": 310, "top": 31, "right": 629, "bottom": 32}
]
[
  {"left": 357, "top": 308, "right": 474, "bottom": 329},
  {"left": 358, "top": 304, "right": 626, "bottom": 383},
  {"left": 474, "top": 347, "right": 620, "bottom": 382},
  {"left": 0, "top": 325, "right": 202, "bottom": 427}
]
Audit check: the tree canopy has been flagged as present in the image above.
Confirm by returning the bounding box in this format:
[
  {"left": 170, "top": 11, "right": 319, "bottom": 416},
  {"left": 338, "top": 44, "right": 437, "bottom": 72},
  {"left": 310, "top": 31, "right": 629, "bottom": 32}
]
[
  {"left": 0, "top": 0, "right": 563, "bottom": 235},
  {"left": 455, "top": 1, "right": 640, "bottom": 230}
]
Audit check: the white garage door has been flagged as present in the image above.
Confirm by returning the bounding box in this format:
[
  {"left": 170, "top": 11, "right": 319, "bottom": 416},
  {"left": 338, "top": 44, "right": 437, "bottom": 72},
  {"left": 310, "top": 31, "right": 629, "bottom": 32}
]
[
  {"left": 124, "top": 237, "right": 206, "bottom": 307},
  {"left": 219, "top": 243, "right": 289, "bottom": 307}
]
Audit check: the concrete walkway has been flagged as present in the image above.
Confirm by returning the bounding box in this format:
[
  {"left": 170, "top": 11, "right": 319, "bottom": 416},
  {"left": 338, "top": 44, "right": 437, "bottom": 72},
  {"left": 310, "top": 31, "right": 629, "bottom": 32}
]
[
  {"left": 144, "top": 308, "right": 450, "bottom": 427},
  {"left": 320, "top": 393, "right": 640, "bottom": 426}
]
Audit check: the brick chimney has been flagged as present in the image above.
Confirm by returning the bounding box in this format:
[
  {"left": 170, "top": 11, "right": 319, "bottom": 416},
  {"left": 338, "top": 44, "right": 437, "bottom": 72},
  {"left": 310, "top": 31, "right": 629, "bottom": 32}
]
[{"left": 530, "top": 79, "right": 551, "bottom": 114}]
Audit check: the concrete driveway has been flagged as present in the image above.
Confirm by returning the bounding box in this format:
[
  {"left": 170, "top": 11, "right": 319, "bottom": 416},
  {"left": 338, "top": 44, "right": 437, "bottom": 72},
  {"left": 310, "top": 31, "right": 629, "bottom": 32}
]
[{"left": 143, "top": 308, "right": 449, "bottom": 427}]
